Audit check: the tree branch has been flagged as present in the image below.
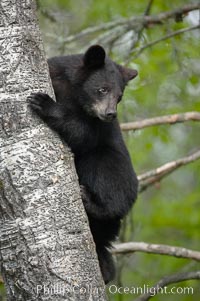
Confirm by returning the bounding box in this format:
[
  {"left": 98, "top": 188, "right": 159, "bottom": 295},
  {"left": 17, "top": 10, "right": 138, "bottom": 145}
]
[
  {"left": 134, "top": 271, "right": 200, "bottom": 301},
  {"left": 143, "top": 0, "right": 154, "bottom": 16},
  {"left": 120, "top": 112, "right": 200, "bottom": 131},
  {"left": 132, "top": 25, "right": 200, "bottom": 58},
  {"left": 138, "top": 149, "right": 200, "bottom": 192},
  {"left": 91, "top": 0, "right": 153, "bottom": 56},
  {"left": 143, "top": 3, "right": 200, "bottom": 26},
  {"left": 126, "top": 0, "right": 155, "bottom": 58},
  {"left": 121, "top": 113, "right": 200, "bottom": 192},
  {"left": 62, "top": 3, "right": 200, "bottom": 44},
  {"left": 113, "top": 242, "right": 200, "bottom": 261}
]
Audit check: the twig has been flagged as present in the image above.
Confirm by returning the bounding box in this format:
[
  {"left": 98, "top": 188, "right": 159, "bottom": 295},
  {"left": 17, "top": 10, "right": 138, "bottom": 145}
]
[
  {"left": 39, "top": 8, "right": 58, "bottom": 23},
  {"left": 63, "top": 3, "right": 200, "bottom": 44},
  {"left": 89, "top": 26, "right": 127, "bottom": 50},
  {"left": 120, "top": 112, "right": 200, "bottom": 131},
  {"left": 142, "top": 3, "right": 200, "bottom": 26},
  {"left": 113, "top": 242, "right": 200, "bottom": 261},
  {"left": 63, "top": 19, "right": 130, "bottom": 44},
  {"left": 138, "top": 149, "right": 200, "bottom": 192},
  {"left": 127, "top": 0, "right": 155, "bottom": 58},
  {"left": 144, "top": 0, "right": 154, "bottom": 16},
  {"left": 134, "top": 271, "right": 200, "bottom": 301},
  {"left": 132, "top": 25, "right": 200, "bottom": 58}
]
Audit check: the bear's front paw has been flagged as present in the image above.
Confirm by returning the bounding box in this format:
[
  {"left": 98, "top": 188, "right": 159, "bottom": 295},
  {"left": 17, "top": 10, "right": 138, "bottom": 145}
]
[{"left": 27, "top": 92, "right": 55, "bottom": 119}]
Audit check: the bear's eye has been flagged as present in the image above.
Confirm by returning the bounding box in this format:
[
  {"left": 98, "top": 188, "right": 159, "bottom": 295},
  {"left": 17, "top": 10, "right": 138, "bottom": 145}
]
[{"left": 98, "top": 87, "right": 109, "bottom": 95}]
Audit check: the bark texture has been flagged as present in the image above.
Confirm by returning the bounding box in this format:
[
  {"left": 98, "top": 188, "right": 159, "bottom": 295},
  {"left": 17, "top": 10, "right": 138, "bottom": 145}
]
[{"left": 0, "top": 1, "right": 107, "bottom": 300}]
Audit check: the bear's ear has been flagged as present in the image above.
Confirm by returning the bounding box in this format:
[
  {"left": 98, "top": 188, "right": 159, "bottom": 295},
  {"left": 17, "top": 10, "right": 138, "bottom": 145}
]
[
  {"left": 117, "top": 65, "right": 138, "bottom": 83},
  {"left": 83, "top": 45, "right": 106, "bottom": 69}
]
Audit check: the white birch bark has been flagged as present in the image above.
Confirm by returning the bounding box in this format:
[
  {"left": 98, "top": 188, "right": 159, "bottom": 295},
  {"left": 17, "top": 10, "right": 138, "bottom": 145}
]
[{"left": 0, "top": 1, "right": 107, "bottom": 300}]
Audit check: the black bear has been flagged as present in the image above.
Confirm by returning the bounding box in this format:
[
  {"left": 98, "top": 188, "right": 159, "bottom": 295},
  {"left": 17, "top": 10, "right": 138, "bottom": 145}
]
[{"left": 28, "top": 45, "right": 138, "bottom": 284}]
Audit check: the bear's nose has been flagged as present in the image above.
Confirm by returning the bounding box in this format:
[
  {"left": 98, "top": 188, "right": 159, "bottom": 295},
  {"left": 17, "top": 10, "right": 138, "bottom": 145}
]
[{"left": 106, "top": 110, "right": 117, "bottom": 120}]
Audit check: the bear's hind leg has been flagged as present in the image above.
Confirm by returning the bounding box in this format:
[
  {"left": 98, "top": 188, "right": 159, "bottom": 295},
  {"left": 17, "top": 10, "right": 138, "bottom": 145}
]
[{"left": 96, "top": 245, "right": 115, "bottom": 284}]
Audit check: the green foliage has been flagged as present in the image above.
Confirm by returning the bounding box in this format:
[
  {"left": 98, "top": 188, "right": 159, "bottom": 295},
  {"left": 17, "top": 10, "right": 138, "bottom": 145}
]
[{"left": 0, "top": 283, "right": 6, "bottom": 301}]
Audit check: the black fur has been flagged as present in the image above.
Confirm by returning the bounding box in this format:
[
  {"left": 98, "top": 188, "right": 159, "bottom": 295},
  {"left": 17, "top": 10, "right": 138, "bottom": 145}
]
[{"left": 28, "top": 45, "right": 138, "bottom": 284}]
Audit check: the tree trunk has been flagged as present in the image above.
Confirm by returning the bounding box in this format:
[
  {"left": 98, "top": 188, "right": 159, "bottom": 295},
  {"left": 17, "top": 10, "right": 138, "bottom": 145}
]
[{"left": 0, "top": 1, "right": 107, "bottom": 300}]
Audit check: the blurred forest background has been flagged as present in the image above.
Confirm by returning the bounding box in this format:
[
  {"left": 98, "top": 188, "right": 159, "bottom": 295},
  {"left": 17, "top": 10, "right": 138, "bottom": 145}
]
[{"left": 1, "top": 0, "right": 200, "bottom": 300}]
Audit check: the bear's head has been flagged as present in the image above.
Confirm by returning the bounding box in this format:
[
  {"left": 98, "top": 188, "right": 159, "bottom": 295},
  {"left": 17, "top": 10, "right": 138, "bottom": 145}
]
[{"left": 76, "top": 45, "right": 138, "bottom": 122}]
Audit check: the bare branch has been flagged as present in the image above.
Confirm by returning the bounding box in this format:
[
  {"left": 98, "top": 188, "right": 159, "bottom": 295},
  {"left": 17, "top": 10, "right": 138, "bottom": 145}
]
[
  {"left": 144, "top": 0, "right": 154, "bottom": 16},
  {"left": 63, "top": 3, "right": 200, "bottom": 44},
  {"left": 132, "top": 25, "right": 200, "bottom": 58},
  {"left": 143, "top": 3, "right": 200, "bottom": 26},
  {"left": 63, "top": 19, "right": 129, "bottom": 44},
  {"left": 120, "top": 112, "right": 200, "bottom": 131},
  {"left": 121, "top": 113, "right": 200, "bottom": 192},
  {"left": 92, "top": 0, "right": 155, "bottom": 56},
  {"left": 138, "top": 149, "right": 200, "bottom": 192},
  {"left": 113, "top": 242, "right": 200, "bottom": 261},
  {"left": 134, "top": 271, "right": 200, "bottom": 301},
  {"left": 126, "top": 0, "right": 155, "bottom": 57}
]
